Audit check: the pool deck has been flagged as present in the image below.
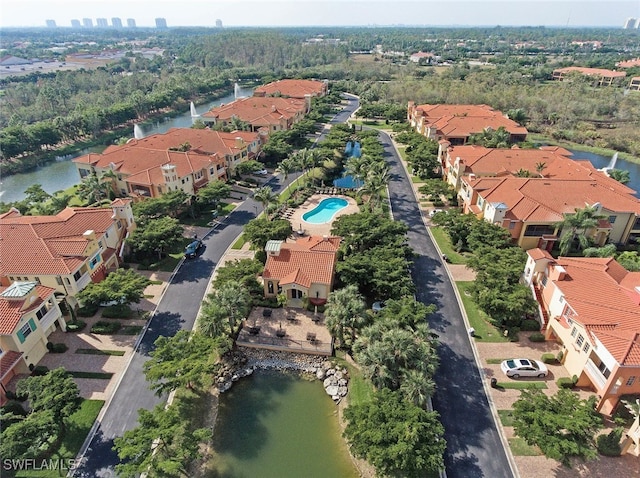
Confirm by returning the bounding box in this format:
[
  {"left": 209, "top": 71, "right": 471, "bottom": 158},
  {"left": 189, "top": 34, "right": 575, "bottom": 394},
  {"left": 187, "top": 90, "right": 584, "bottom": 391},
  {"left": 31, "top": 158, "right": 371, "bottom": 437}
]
[{"left": 286, "top": 194, "right": 359, "bottom": 237}]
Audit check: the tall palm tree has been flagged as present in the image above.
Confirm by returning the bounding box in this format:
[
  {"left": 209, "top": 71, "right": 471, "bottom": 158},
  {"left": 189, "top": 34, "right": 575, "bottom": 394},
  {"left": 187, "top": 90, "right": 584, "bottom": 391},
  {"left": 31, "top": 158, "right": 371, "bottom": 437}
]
[
  {"left": 324, "top": 284, "right": 368, "bottom": 351},
  {"left": 535, "top": 162, "right": 547, "bottom": 177},
  {"left": 209, "top": 281, "right": 251, "bottom": 338},
  {"left": 100, "top": 169, "right": 118, "bottom": 199},
  {"left": 253, "top": 186, "right": 277, "bottom": 218},
  {"left": 359, "top": 163, "right": 390, "bottom": 211},
  {"left": 77, "top": 172, "right": 105, "bottom": 205},
  {"left": 198, "top": 300, "right": 229, "bottom": 339},
  {"left": 399, "top": 369, "right": 435, "bottom": 409},
  {"left": 275, "top": 157, "right": 295, "bottom": 183},
  {"left": 555, "top": 205, "right": 606, "bottom": 256},
  {"left": 344, "top": 155, "right": 369, "bottom": 184}
]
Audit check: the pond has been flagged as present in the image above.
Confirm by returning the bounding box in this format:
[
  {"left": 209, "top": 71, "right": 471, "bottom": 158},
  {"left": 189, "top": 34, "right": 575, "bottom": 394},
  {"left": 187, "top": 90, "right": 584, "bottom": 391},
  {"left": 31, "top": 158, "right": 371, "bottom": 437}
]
[
  {"left": 567, "top": 149, "right": 640, "bottom": 198},
  {"left": 207, "top": 370, "right": 358, "bottom": 478}
]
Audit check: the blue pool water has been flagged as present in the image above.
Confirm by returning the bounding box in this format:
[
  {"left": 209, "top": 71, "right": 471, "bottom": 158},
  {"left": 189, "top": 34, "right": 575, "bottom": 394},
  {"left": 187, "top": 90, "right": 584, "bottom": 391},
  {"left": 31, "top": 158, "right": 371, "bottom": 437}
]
[
  {"left": 303, "top": 197, "right": 348, "bottom": 224},
  {"left": 333, "top": 175, "right": 363, "bottom": 189}
]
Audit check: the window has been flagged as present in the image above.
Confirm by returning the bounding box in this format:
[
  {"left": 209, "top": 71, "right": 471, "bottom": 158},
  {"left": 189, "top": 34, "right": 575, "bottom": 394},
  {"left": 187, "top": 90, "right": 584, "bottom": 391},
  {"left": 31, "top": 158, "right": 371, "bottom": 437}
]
[
  {"left": 598, "top": 361, "right": 611, "bottom": 378},
  {"left": 559, "top": 296, "right": 564, "bottom": 304},
  {"left": 583, "top": 343, "right": 590, "bottom": 354},
  {"left": 541, "top": 275, "right": 548, "bottom": 287},
  {"left": 268, "top": 282, "right": 274, "bottom": 294},
  {"left": 73, "top": 270, "right": 82, "bottom": 281},
  {"left": 291, "top": 289, "right": 303, "bottom": 299},
  {"left": 509, "top": 221, "right": 516, "bottom": 230},
  {"left": 608, "top": 215, "right": 617, "bottom": 224},
  {"left": 626, "top": 376, "right": 636, "bottom": 386},
  {"left": 576, "top": 334, "right": 584, "bottom": 347},
  {"left": 35, "top": 305, "right": 47, "bottom": 320},
  {"left": 571, "top": 327, "right": 577, "bottom": 337},
  {"left": 524, "top": 224, "right": 556, "bottom": 237},
  {"left": 64, "top": 277, "right": 70, "bottom": 285},
  {"left": 19, "top": 322, "right": 33, "bottom": 341},
  {"left": 90, "top": 255, "right": 100, "bottom": 268}
]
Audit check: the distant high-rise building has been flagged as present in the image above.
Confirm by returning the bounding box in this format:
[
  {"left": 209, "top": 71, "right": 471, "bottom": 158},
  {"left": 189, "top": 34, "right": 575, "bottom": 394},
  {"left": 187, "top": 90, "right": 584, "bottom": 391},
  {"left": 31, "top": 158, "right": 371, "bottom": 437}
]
[
  {"left": 215, "top": 19, "right": 223, "bottom": 28},
  {"left": 82, "top": 18, "right": 93, "bottom": 28},
  {"left": 71, "top": 19, "right": 81, "bottom": 28},
  {"left": 45, "top": 19, "right": 57, "bottom": 28},
  {"left": 96, "top": 18, "right": 108, "bottom": 28},
  {"left": 624, "top": 17, "right": 637, "bottom": 29},
  {"left": 112, "top": 17, "right": 123, "bottom": 28},
  {"left": 155, "top": 18, "right": 168, "bottom": 29},
  {"left": 127, "top": 18, "right": 136, "bottom": 28}
]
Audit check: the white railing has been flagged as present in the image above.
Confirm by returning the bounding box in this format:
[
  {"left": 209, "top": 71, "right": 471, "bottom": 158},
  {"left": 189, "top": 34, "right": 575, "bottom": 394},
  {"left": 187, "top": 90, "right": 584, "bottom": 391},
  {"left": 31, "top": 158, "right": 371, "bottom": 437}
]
[
  {"left": 40, "top": 307, "right": 61, "bottom": 330},
  {"left": 585, "top": 359, "right": 607, "bottom": 390},
  {"left": 75, "top": 271, "right": 91, "bottom": 291}
]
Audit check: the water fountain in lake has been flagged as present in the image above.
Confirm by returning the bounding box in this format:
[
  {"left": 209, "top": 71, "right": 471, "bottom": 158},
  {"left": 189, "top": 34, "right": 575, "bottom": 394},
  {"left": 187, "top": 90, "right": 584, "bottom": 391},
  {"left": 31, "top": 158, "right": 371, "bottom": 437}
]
[
  {"left": 133, "top": 124, "right": 144, "bottom": 139},
  {"left": 598, "top": 152, "right": 619, "bottom": 174}
]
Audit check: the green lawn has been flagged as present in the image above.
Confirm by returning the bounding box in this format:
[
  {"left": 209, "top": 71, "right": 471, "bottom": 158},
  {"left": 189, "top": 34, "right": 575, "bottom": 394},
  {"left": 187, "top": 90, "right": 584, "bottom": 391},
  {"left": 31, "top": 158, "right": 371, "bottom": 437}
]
[
  {"left": 119, "top": 325, "right": 143, "bottom": 335},
  {"left": 429, "top": 227, "right": 467, "bottom": 265},
  {"left": 486, "top": 358, "right": 506, "bottom": 364},
  {"left": 497, "top": 409, "right": 515, "bottom": 427},
  {"left": 411, "top": 176, "right": 426, "bottom": 184},
  {"left": 232, "top": 234, "right": 247, "bottom": 250},
  {"left": 75, "top": 348, "right": 125, "bottom": 356},
  {"left": 15, "top": 399, "right": 104, "bottom": 477},
  {"left": 456, "top": 282, "right": 509, "bottom": 343},
  {"left": 508, "top": 437, "right": 543, "bottom": 456},
  {"left": 496, "top": 381, "right": 548, "bottom": 390},
  {"left": 334, "top": 352, "right": 374, "bottom": 406}
]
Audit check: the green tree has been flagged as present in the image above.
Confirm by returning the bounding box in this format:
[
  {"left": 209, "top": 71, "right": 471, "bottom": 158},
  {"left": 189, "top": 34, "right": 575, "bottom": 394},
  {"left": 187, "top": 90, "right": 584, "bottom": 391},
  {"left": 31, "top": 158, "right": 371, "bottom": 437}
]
[
  {"left": 128, "top": 216, "right": 184, "bottom": 260},
  {"left": 608, "top": 169, "right": 630, "bottom": 185},
  {"left": 512, "top": 389, "right": 602, "bottom": 466},
  {"left": 253, "top": 186, "right": 277, "bottom": 216},
  {"left": 243, "top": 218, "right": 292, "bottom": 251},
  {"left": 324, "top": 284, "right": 368, "bottom": 351},
  {"left": 343, "top": 389, "right": 446, "bottom": 477},
  {"left": 143, "top": 331, "right": 227, "bottom": 396},
  {"left": 114, "top": 401, "right": 212, "bottom": 478},
  {"left": 76, "top": 172, "right": 106, "bottom": 205},
  {"left": 196, "top": 180, "right": 231, "bottom": 209},
  {"left": 555, "top": 205, "right": 606, "bottom": 256},
  {"left": 0, "top": 410, "right": 58, "bottom": 460},
  {"left": 16, "top": 368, "right": 80, "bottom": 425},
  {"left": 205, "top": 280, "right": 252, "bottom": 338},
  {"left": 468, "top": 126, "right": 511, "bottom": 148},
  {"left": 359, "top": 162, "right": 390, "bottom": 211},
  {"left": 616, "top": 251, "right": 640, "bottom": 271},
  {"left": 77, "top": 268, "right": 151, "bottom": 308}
]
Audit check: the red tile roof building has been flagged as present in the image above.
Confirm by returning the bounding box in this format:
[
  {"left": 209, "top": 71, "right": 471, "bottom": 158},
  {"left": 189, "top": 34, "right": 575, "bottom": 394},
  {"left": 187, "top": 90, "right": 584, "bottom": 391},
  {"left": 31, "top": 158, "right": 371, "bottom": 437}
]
[
  {"left": 253, "top": 79, "right": 328, "bottom": 99},
  {"left": 524, "top": 250, "right": 640, "bottom": 415},
  {"left": 630, "top": 77, "right": 640, "bottom": 91},
  {"left": 201, "top": 96, "right": 309, "bottom": 135},
  {"left": 616, "top": 58, "right": 640, "bottom": 69},
  {"left": 407, "top": 102, "right": 528, "bottom": 146},
  {"left": 446, "top": 145, "right": 640, "bottom": 250},
  {"left": 552, "top": 67, "right": 627, "bottom": 86},
  {"left": 262, "top": 236, "right": 341, "bottom": 306},
  {"left": 74, "top": 128, "right": 259, "bottom": 199},
  {"left": 0, "top": 281, "right": 65, "bottom": 405},
  {"left": 0, "top": 200, "right": 135, "bottom": 308}
]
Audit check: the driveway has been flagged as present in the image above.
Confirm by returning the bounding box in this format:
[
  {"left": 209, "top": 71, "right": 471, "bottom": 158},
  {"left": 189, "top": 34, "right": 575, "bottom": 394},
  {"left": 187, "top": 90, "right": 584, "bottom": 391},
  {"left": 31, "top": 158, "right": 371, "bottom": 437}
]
[
  {"left": 379, "top": 129, "right": 515, "bottom": 478},
  {"left": 73, "top": 95, "right": 360, "bottom": 477}
]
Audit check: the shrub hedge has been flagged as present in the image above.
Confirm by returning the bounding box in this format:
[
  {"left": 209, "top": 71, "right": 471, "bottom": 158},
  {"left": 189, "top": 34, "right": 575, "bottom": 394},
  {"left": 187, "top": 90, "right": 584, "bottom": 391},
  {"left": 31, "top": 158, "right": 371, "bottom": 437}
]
[
  {"left": 528, "top": 332, "right": 545, "bottom": 342},
  {"left": 91, "top": 321, "right": 121, "bottom": 334},
  {"left": 541, "top": 353, "right": 557, "bottom": 364},
  {"left": 596, "top": 428, "right": 623, "bottom": 456},
  {"left": 66, "top": 319, "right": 87, "bottom": 332},
  {"left": 520, "top": 319, "right": 541, "bottom": 331}
]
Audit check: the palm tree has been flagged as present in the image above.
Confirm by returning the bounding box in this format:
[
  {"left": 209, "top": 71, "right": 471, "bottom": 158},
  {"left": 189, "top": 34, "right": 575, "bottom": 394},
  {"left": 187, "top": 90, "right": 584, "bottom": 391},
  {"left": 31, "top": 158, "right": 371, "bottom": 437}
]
[
  {"left": 344, "top": 155, "right": 369, "bottom": 184},
  {"left": 198, "top": 300, "right": 229, "bottom": 339},
  {"left": 324, "top": 285, "right": 368, "bottom": 351},
  {"left": 555, "top": 205, "right": 606, "bottom": 256},
  {"left": 608, "top": 169, "right": 630, "bottom": 185},
  {"left": 359, "top": 163, "right": 390, "bottom": 211},
  {"left": 399, "top": 369, "right": 435, "bottom": 409},
  {"left": 100, "top": 169, "right": 118, "bottom": 199},
  {"left": 535, "top": 162, "right": 547, "bottom": 177},
  {"left": 275, "top": 157, "right": 295, "bottom": 183},
  {"left": 253, "top": 186, "right": 277, "bottom": 218},
  {"left": 77, "top": 172, "right": 105, "bottom": 205},
  {"left": 208, "top": 281, "right": 251, "bottom": 338}
]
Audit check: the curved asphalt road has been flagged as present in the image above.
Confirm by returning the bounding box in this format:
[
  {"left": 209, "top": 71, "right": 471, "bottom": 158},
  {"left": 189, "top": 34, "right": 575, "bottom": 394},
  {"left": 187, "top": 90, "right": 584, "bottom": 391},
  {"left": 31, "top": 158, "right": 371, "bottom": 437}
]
[
  {"left": 73, "top": 95, "right": 360, "bottom": 477},
  {"left": 379, "top": 130, "right": 514, "bottom": 478}
]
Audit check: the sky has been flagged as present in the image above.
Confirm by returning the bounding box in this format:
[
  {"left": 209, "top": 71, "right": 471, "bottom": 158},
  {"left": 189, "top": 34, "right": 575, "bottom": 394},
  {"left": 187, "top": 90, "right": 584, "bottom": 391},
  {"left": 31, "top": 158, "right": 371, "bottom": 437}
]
[{"left": 1, "top": 0, "right": 639, "bottom": 28}]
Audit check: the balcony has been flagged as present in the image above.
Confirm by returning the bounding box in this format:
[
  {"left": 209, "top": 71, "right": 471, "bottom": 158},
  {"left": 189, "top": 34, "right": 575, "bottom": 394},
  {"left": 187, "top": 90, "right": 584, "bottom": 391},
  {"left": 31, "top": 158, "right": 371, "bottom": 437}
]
[
  {"left": 584, "top": 359, "right": 608, "bottom": 390},
  {"left": 75, "top": 271, "right": 91, "bottom": 291},
  {"left": 40, "top": 307, "right": 62, "bottom": 331}
]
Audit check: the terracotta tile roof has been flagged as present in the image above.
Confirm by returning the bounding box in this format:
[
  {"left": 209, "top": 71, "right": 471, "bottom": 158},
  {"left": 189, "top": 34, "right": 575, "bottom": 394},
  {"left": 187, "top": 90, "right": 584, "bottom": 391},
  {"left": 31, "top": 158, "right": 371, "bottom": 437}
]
[
  {"left": 201, "top": 96, "right": 307, "bottom": 127},
  {"left": 0, "top": 283, "right": 56, "bottom": 335},
  {"left": 263, "top": 236, "right": 340, "bottom": 288},
  {"left": 550, "top": 256, "right": 640, "bottom": 365},
  {"left": 254, "top": 79, "right": 326, "bottom": 98},
  {"left": 413, "top": 103, "right": 502, "bottom": 118},
  {"left": 432, "top": 115, "right": 528, "bottom": 138},
  {"left": 553, "top": 67, "right": 627, "bottom": 78},
  {"left": 0, "top": 350, "right": 23, "bottom": 380},
  {"left": 0, "top": 207, "right": 114, "bottom": 276},
  {"left": 617, "top": 58, "right": 640, "bottom": 68},
  {"left": 527, "top": 248, "right": 554, "bottom": 261},
  {"left": 473, "top": 177, "right": 640, "bottom": 223}
]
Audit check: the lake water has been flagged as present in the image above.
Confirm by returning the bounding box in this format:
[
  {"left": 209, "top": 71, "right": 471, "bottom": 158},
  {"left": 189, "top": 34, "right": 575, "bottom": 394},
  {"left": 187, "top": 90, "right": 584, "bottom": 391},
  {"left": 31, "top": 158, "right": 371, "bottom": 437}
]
[
  {"left": 567, "top": 149, "right": 640, "bottom": 198},
  {"left": 207, "top": 370, "right": 358, "bottom": 478},
  {"left": 0, "top": 85, "right": 254, "bottom": 204}
]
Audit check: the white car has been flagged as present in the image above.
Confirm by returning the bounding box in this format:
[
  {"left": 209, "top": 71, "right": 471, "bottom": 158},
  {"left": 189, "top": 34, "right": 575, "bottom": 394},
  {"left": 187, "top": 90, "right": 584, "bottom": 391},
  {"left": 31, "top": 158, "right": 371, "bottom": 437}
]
[
  {"left": 372, "top": 301, "right": 386, "bottom": 312},
  {"left": 255, "top": 169, "right": 268, "bottom": 176},
  {"left": 500, "top": 358, "right": 548, "bottom": 378},
  {"left": 429, "top": 209, "right": 444, "bottom": 218}
]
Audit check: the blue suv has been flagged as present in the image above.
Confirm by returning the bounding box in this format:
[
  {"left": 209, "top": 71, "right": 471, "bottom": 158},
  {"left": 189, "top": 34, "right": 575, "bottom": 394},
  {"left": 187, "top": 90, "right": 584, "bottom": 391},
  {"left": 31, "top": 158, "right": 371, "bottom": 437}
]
[{"left": 185, "top": 239, "right": 203, "bottom": 259}]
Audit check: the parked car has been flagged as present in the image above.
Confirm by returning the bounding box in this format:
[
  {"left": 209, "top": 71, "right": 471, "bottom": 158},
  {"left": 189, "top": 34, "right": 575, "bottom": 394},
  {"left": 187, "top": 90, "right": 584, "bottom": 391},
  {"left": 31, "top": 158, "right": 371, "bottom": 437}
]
[
  {"left": 184, "top": 239, "right": 203, "bottom": 259},
  {"left": 500, "top": 358, "right": 548, "bottom": 378},
  {"left": 255, "top": 169, "right": 268, "bottom": 176},
  {"left": 429, "top": 209, "right": 444, "bottom": 218}
]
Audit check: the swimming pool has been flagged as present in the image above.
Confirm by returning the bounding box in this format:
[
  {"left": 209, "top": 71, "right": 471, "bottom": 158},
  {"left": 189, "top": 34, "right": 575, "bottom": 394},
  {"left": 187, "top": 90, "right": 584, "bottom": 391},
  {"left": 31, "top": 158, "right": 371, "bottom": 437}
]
[{"left": 302, "top": 197, "right": 348, "bottom": 224}]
